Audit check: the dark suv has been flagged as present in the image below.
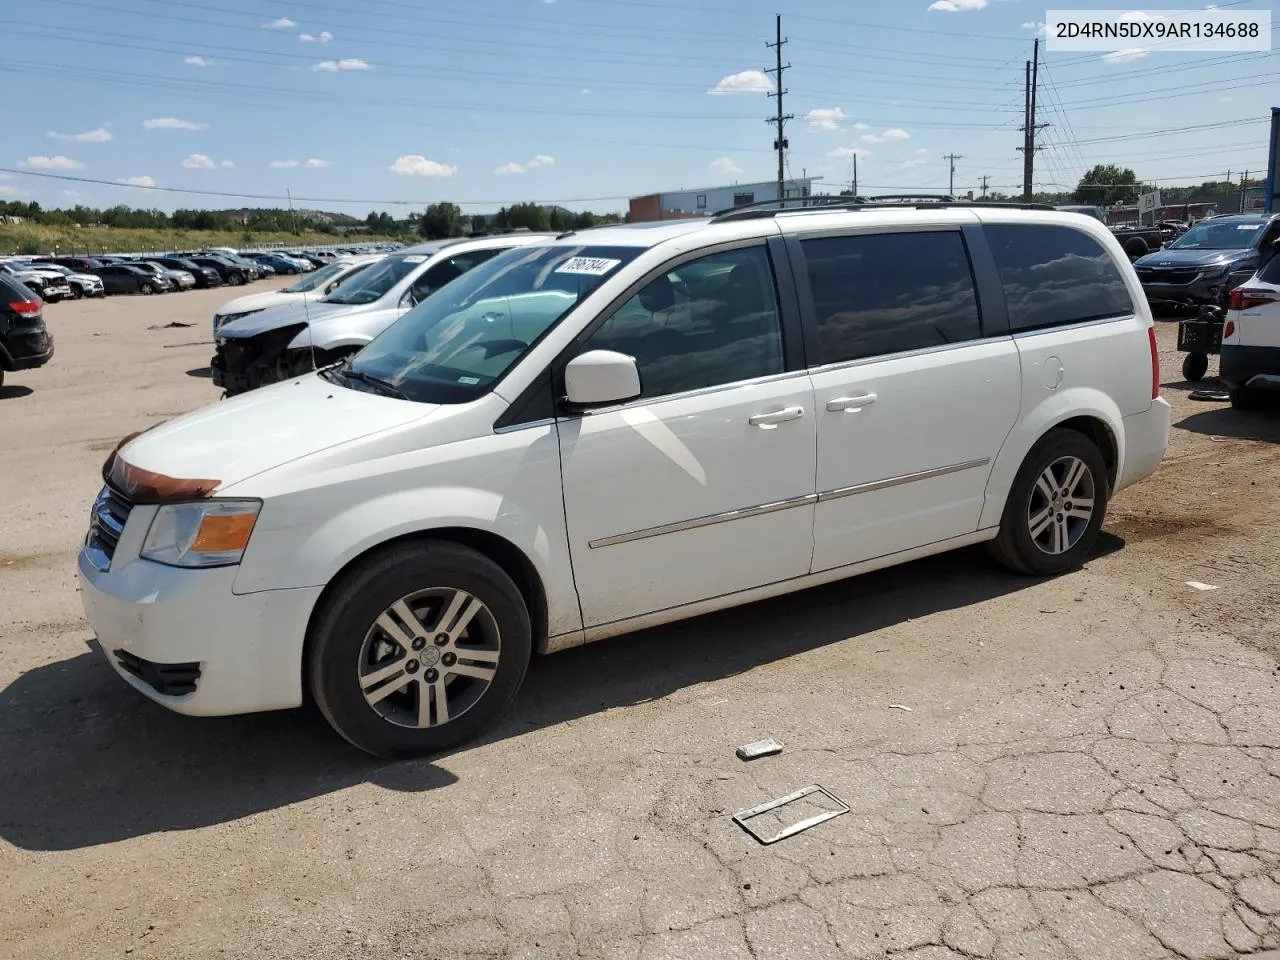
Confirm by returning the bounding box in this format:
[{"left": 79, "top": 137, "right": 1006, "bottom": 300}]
[
  {"left": 0, "top": 273, "right": 54, "bottom": 389},
  {"left": 1133, "top": 214, "right": 1280, "bottom": 308},
  {"left": 151, "top": 256, "right": 222, "bottom": 289}
]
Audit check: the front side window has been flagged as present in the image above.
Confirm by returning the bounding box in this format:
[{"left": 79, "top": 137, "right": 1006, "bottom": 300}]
[
  {"left": 345, "top": 244, "right": 642, "bottom": 404},
  {"left": 406, "top": 249, "right": 501, "bottom": 306},
  {"left": 986, "top": 224, "right": 1134, "bottom": 332},
  {"left": 286, "top": 260, "right": 352, "bottom": 293},
  {"left": 584, "top": 245, "right": 784, "bottom": 400},
  {"left": 802, "top": 231, "right": 982, "bottom": 366}
]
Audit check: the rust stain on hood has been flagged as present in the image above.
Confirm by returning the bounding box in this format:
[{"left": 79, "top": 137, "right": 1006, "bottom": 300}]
[{"left": 102, "top": 425, "right": 220, "bottom": 505}]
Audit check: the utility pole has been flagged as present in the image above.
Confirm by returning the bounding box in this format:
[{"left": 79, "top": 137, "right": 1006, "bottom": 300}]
[
  {"left": 852, "top": 153, "right": 858, "bottom": 197},
  {"left": 287, "top": 188, "right": 297, "bottom": 235},
  {"left": 980, "top": 175, "right": 990, "bottom": 199},
  {"left": 1240, "top": 170, "right": 1249, "bottom": 213},
  {"left": 764, "top": 14, "right": 793, "bottom": 204},
  {"left": 944, "top": 153, "right": 963, "bottom": 197},
  {"left": 1018, "top": 37, "right": 1049, "bottom": 201}
]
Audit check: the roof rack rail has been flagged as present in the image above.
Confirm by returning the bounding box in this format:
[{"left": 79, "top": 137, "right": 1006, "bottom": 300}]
[{"left": 710, "top": 195, "right": 1056, "bottom": 223}]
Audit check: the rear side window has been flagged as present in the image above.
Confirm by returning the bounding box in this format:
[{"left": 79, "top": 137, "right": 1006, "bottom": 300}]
[
  {"left": 986, "top": 224, "right": 1134, "bottom": 331},
  {"left": 1258, "top": 254, "right": 1280, "bottom": 284},
  {"left": 801, "top": 231, "right": 982, "bottom": 366}
]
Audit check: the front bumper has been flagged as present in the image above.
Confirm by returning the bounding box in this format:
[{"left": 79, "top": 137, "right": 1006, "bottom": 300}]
[
  {"left": 77, "top": 545, "right": 323, "bottom": 716},
  {"left": 1220, "top": 344, "right": 1280, "bottom": 392},
  {"left": 1140, "top": 278, "right": 1231, "bottom": 307},
  {"left": 1116, "top": 397, "right": 1171, "bottom": 493},
  {"left": 211, "top": 325, "right": 312, "bottom": 394}
]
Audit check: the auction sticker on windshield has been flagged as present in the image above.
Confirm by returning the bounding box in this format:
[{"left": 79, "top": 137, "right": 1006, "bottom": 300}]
[
  {"left": 403, "top": 256, "right": 428, "bottom": 264},
  {"left": 555, "top": 257, "right": 622, "bottom": 276}
]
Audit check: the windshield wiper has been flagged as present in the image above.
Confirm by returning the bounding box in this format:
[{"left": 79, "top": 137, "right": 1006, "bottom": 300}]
[{"left": 339, "top": 363, "right": 408, "bottom": 399}]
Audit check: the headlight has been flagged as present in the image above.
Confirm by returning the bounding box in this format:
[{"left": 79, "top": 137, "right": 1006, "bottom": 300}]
[
  {"left": 140, "top": 500, "right": 261, "bottom": 568},
  {"left": 1200, "top": 264, "right": 1230, "bottom": 278}
]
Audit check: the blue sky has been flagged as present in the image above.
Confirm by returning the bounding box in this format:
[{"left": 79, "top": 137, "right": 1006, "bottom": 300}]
[{"left": 1, "top": 0, "right": 1276, "bottom": 215}]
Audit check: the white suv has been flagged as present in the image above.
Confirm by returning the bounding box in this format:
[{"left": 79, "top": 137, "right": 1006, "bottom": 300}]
[{"left": 78, "top": 202, "right": 1171, "bottom": 757}]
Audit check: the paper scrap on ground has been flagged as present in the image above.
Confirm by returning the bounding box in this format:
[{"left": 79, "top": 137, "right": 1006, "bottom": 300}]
[{"left": 1185, "top": 581, "right": 1220, "bottom": 591}]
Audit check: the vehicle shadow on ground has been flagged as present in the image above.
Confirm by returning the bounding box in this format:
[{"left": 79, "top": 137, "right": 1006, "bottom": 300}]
[
  {"left": 0, "top": 385, "right": 35, "bottom": 400},
  {"left": 0, "top": 546, "right": 1066, "bottom": 851},
  {"left": 1178, "top": 404, "right": 1280, "bottom": 442}
]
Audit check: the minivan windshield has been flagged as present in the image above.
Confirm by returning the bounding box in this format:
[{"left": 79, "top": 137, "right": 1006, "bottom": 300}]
[
  {"left": 343, "top": 244, "right": 642, "bottom": 404},
  {"left": 321, "top": 254, "right": 423, "bottom": 305},
  {"left": 1168, "top": 219, "right": 1266, "bottom": 251},
  {"left": 286, "top": 260, "right": 367, "bottom": 293}
]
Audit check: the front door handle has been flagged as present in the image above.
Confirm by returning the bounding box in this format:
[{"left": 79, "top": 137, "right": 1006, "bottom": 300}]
[
  {"left": 749, "top": 406, "right": 805, "bottom": 428},
  {"left": 826, "top": 393, "right": 877, "bottom": 412}
]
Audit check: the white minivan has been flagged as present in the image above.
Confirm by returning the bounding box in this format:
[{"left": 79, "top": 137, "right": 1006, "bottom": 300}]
[{"left": 79, "top": 202, "right": 1171, "bottom": 757}]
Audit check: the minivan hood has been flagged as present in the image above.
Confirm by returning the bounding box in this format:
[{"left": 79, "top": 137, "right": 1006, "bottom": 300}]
[
  {"left": 116, "top": 373, "right": 430, "bottom": 491},
  {"left": 1134, "top": 248, "right": 1249, "bottom": 268},
  {"left": 215, "top": 289, "right": 326, "bottom": 318},
  {"left": 217, "top": 300, "right": 350, "bottom": 338}
]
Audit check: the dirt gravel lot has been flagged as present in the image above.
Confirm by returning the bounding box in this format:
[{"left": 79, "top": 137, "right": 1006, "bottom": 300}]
[{"left": 2, "top": 282, "right": 1280, "bottom": 960}]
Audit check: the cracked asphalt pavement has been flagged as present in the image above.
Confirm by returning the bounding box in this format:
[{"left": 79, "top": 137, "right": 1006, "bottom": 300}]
[{"left": 2, "top": 286, "right": 1280, "bottom": 960}]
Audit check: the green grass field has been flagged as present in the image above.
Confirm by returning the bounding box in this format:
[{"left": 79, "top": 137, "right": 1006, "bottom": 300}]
[{"left": 0, "top": 223, "right": 401, "bottom": 256}]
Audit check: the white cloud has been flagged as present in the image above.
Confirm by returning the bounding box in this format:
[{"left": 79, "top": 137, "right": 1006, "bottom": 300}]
[
  {"left": 304, "top": 158, "right": 331, "bottom": 168},
  {"left": 63, "top": 189, "right": 80, "bottom": 199},
  {"left": 862, "top": 128, "right": 910, "bottom": 143},
  {"left": 527, "top": 154, "right": 555, "bottom": 168},
  {"left": 299, "top": 31, "right": 333, "bottom": 42},
  {"left": 19, "top": 155, "right": 84, "bottom": 170},
  {"left": 0, "top": 185, "right": 22, "bottom": 198},
  {"left": 708, "top": 70, "right": 773, "bottom": 95},
  {"left": 270, "top": 160, "right": 301, "bottom": 168},
  {"left": 828, "top": 147, "right": 871, "bottom": 159},
  {"left": 118, "top": 175, "right": 157, "bottom": 188},
  {"left": 580, "top": 88, "right": 590, "bottom": 95},
  {"left": 220, "top": 159, "right": 235, "bottom": 168},
  {"left": 711, "top": 156, "right": 743, "bottom": 175},
  {"left": 144, "top": 117, "right": 207, "bottom": 130},
  {"left": 928, "top": 0, "right": 986, "bottom": 10},
  {"left": 915, "top": 147, "right": 930, "bottom": 154},
  {"left": 1119, "top": 10, "right": 1166, "bottom": 23},
  {"left": 182, "top": 153, "right": 215, "bottom": 169},
  {"left": 1021, "top": 20, "right": 1048, "bottom": 34},
  {"left": 495, "top": 162, "right": 525, "bottom": 175},
  {"left": 313, "top": 58, "right": 370, "bottom": 71},
  {"left": 264, "top": 17, "right": 297, "bottom": 28},
  {"left": 184, "top": 55, "right": 214, "bottom": 66},
  {"left": 48, "top": 128, "right": 112, "bottom": 143},
  {"left": 806, "top": 107, "right": 847, "bottom": 132},
  {"left": 390, "top": 155, "right": 456, "bottom": 177},
  {"left": 1101, "top": 48, "right": 1149, "bottom": 62},
  {"left": 902, "top": 159, "right": 929, "bottom": 168}
]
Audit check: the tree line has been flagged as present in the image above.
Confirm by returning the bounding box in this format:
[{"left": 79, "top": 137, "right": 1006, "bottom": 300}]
[{"left": 414, "top": 202, "right": 624, "bottom": 239}]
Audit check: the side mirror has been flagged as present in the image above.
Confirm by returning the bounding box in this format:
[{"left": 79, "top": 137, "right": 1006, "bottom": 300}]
[
  {"left": 1271, "top": 238, "right": 1280, "bottom": 251},
  {"left": 324, "top": 280, "right": 339, "bottom": 294},
  {"left": 564, "top": 350, "right": 642, "bottom": 409}
]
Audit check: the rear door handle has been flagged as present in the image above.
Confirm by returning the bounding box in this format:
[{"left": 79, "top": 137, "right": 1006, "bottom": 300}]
[
  {"left": 749, "top": 406, "right": 805, "bottom": 428},
  {"left": 826, "top": 393, "right": 877, "bottom": 412}
]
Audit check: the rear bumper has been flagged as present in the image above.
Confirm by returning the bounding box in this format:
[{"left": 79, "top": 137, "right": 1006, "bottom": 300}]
[
  {"left": 1116, "top": 397, "right": 1171, "bottom": 492},
  {"left": 0, "top": 330, "right": 54, "bottom": 370},
  {"left": 1220, "top": 344, "right": 1280, "bottom": 392}
]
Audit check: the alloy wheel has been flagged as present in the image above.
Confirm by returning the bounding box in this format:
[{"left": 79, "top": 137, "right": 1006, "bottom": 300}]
[
  {"left": 1027, "top": 455, "right": 1095, "bottom": 555},
  {"left": 357, "top": 587, "right": 501, "bottom": 729}
]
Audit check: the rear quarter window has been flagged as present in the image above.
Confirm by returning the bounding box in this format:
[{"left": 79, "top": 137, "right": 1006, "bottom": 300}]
[
  {"left": 986, "top": 224, "right": 1135, "bottom": 332},
  {"left": 1258, "top": 254, "right": 1280, "bottom": 285}
]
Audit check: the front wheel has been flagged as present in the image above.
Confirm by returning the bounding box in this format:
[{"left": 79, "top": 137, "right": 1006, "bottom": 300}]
[
  {"left": 987, "top": 429, "right": 1109, "bottom": 577},
  {"left": 71, "top": 285, "right": 85, "bottom": 300},
  {"left": 1182, "top": 352, "right": 1209, "bottom": 382},
  {"left": 139, "top": 282, "right": 154, "bottom": 295},
  {"left": 229, "top": 273, "right": 246, "bottom": 286},
  {"left": 309, "top": 541, "right": 532, "bottom": 758}
]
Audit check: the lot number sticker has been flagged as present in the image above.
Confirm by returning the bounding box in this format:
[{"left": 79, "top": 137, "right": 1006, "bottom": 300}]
[
  {"left": 555, "top": 257, "right": 621, "bottom": 276},
  {"left": 402, "top": 256, "right": 428, "bottom": 263}
]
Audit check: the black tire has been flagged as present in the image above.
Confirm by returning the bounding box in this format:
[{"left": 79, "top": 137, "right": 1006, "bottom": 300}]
[
  {"left": 987, "top": 428, "right": 1109, "bottom": 577},
  {"left": 1229, "top": 388, "right": 1259, "bottom": 410},
  {"left": 229, "top": 272, "right": 246, "bottom": 286},
  {"left": 308, "top": 541, "right": 532, "bottom": 758},
  {"left": 0, "top": 369, "right": 5, "bottom": 390},
  {"left": 1123, "top": 237, "right": 1148, "bottom": 259},
  {"left": 1182, "top": 352, "right": 1209, "bottom": 382},
  {"left": 139, "top": 282, "right": 154, "bottom": 295},
  {"left": 71, "top": 285, "right": 84, "bottom": 300}
]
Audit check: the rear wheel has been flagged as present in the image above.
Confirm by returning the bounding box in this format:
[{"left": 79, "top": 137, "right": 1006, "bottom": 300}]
[
  {"left": 309, "top": 541, "right": 532, "bottom": 758},
  {"left": 1181, "top": 352, "right": 1209, "bottom": 382},
  {"left": 988, "top": 428, "right": 1109, "bottom": 576},
  {"left": 1229, "top": 388, "right": 1259, "bottom": 410}
]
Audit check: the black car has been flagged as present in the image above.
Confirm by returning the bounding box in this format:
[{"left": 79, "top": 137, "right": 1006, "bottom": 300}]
[
  {"left": 0, "top": 273, "right": 54, "bottom": 389},
  {"left": 1134, "top": 214, "right": 1280, "bottom": 309},
  {"left": 90, "top": 263, "right": 173, "bottom": 295},
  {"left": 39, "top": 256, "right": 110, "bottom": 273},
  {"left": 151, "top": 256, "right": 222, "bottom": 289},
  {"left": 189, "top": 255, "right": 253, "bottom": 286}
]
